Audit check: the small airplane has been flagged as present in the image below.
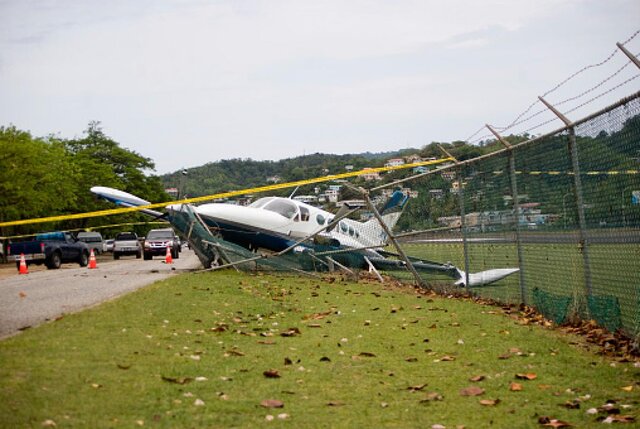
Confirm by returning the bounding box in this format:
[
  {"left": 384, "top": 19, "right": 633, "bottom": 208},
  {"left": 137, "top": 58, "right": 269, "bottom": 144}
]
[{"left": 90, "top": 186, "right": 518, "bottom": 287}]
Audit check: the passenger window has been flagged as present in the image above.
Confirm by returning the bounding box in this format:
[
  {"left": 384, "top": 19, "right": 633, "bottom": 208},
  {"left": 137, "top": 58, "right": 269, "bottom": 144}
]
[
  {"left": 316, "top": 214, "right": 326, "bottom": 225},
  {"left": 340, "top": 222, "right": 348, "bottom": 233},
  {"left": 348, "top": 226, "right": 355, "bottom": 236}
]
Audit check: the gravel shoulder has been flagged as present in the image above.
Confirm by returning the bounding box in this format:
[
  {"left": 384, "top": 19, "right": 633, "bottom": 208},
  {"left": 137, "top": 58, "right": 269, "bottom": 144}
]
[{"left": 0, "top": 250, "right": 201, "bottom": 339}]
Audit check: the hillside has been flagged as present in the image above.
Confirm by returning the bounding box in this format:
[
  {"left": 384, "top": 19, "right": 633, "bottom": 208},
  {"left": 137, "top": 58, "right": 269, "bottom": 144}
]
[{"left": 160, "top": 149, "right": 421, "bottom": 199}]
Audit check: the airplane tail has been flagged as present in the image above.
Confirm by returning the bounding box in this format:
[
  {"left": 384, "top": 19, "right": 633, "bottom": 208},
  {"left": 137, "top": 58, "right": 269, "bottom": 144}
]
[{"left": 361, "top": 190, "right": 409, "bottom": 246}]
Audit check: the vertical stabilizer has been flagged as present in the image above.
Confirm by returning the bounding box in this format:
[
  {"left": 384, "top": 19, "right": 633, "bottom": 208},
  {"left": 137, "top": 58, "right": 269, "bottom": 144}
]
[{"left": 361, "top": 190, "right": 409, "bottom": 246}]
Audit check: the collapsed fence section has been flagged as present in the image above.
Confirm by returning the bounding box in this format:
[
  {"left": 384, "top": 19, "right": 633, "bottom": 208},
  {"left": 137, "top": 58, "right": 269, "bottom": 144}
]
[{"left": 163, "top": 91, "right": 639, "bottom": 341}]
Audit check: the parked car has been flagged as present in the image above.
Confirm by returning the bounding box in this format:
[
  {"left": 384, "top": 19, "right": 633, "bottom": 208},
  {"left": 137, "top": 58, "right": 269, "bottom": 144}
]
[
  {"left": 143, "top": 228, "right": 181, "bottom": 260},
  {"left": 113, "top": 232, "right": 142, "bottom": 260},
  {"left": 76, "top": 231, "right": 104, "bottom": 255},
  {"left": 7, "top": 231, "right": 90, "bottom": 270},
  {"left": 103, "top": 239, "right": 115, "bottom": 252}
]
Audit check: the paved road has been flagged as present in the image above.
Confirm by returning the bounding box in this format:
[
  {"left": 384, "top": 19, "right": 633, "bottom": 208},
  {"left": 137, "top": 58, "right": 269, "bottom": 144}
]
[{"left": 0, "top": 250, "right": 201, "bottom": 339}]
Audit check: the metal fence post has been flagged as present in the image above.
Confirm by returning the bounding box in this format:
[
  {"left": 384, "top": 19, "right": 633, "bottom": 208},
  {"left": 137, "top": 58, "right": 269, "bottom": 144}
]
[
  {"left": 539, "top": 97, "right": 593, "bottom": 298},
  {"left": 487, "top": 125, "right": 528, "bottom": 304},
  {"left": 438, "top": 145, "right": 470, "bottom": 289},
  {"left": 457, "top": 166, "right": 471, "bottom": 290},
  {"left": 362, "top": 190, "right": 427, "bottom": 289}
]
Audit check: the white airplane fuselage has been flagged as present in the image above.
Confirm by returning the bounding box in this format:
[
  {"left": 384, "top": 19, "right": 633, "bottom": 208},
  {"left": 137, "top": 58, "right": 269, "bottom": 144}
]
[{"left": 189, "top": 196, "right": 390, "bottom": 252}]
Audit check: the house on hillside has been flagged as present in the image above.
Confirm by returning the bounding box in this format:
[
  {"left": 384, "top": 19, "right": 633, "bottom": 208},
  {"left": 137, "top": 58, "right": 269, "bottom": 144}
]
[
  {"left": 360, "top": 168, "right": 381, "bottom": 181},
  {"left": 405, "top": 154, "right": 422, "bottom": 163},
  {"left": 384, "top": 158, "right": 405, "bottom": 169}
]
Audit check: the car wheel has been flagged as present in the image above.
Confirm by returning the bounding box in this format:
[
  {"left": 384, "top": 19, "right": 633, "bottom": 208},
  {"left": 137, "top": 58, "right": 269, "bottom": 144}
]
[
  {"left": 79, "top": 250, "right": 89, "bottom": 267},
  {"left": 144, "top": 252, "right": 152, "bottom": 260},
  {"left": 46, "top": 252, "right": 62, "bottom": 269},
  {"left": 114, "top": 253, "right": 120, "bottom": 260},
  {"left": 136, "top": 251, "right": 142, "bottom": 259}
]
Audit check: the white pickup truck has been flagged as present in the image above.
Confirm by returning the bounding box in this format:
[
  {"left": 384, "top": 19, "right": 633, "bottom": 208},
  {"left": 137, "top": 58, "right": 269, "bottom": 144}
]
[{"left": 113, "top": 232, "right": 142, "bottom": 260}]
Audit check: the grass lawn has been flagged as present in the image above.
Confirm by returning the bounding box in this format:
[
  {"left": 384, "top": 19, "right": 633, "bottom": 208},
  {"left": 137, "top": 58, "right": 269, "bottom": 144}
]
[{"left": 1, "top": 270, "right": 638, "bottom": 428}]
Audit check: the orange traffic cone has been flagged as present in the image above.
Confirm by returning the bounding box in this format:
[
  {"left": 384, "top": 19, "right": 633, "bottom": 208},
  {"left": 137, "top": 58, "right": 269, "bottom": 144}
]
[
  {"left": 88, "top": 248, "right": 97, "bottom": 269},
  {"left": 165, "top": 246, "right": 173, "bottom": 264},
  {"left": 18, "top": 253, "right": 29, "bottom": 275}
]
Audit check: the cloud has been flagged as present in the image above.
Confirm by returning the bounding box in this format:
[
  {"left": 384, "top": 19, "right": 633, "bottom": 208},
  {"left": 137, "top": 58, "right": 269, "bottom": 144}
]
[{"left": 1, "top": 0, "right": 638, "bottom": 173}]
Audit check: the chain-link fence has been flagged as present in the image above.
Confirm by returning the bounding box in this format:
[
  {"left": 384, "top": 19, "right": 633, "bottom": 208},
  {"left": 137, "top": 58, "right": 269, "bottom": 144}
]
[{"left": 389, "top": 92, "right": 640, "bottom": 337}]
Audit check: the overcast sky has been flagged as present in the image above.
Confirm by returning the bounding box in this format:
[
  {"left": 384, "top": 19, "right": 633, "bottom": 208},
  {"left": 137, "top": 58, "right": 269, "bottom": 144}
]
[{"left": 1, "top": 1, "right": 639, "bottom": 174}]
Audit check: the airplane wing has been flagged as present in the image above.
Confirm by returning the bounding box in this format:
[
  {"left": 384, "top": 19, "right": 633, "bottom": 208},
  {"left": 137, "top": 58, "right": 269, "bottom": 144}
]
[{"left": 90, "top": 186, "right": 166, "bottom": 218}]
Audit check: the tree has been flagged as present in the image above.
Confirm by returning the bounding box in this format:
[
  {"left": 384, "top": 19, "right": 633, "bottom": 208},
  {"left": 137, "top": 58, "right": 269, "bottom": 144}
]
[{"left": 0, "top": 126, "right": 79, "bottom": 234}]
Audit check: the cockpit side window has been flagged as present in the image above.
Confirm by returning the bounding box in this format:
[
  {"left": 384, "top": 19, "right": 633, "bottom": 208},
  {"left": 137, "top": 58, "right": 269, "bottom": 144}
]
[
  {"left": 299, "top": 206, "right": 310, "bottom": 222},
  {"left": 264, "top": 199, "right": 298, "bottom": 219}
]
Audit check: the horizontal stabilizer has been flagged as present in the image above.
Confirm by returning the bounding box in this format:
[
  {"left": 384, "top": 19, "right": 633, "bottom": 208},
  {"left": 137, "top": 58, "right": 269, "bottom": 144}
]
[
  {"left": 454, "top": 268, "right": 520, "bottom": 287},
  {"left": 368, "top": 254, "right": 518, "bottom": 287}
]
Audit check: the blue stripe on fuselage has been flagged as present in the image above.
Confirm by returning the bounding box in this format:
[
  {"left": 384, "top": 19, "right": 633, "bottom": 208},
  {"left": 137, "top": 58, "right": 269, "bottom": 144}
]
[{"left": 199, "top": 215, "right": 297, "bottom": 251}]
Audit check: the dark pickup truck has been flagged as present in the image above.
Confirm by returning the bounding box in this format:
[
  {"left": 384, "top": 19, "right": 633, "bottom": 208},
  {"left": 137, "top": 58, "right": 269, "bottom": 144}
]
[{"left": 8, "top": 232, "right": 90, "bottom": 270}]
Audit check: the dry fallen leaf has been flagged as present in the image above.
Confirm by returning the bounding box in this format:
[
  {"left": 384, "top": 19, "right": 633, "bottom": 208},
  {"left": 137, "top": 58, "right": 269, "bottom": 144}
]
[
  {"left": 459, "top": 386, "right": 485, "bottom": 396},
  {"left": 280, "top": 328, "right": 301, "bottom": 337},
  {"left": 510, "top": 382, "right": 523, "bottom": 391},
  {"left": 479, "top": 399, "right": 500, "bottom": 406},
  {"left": 359, "top": 352, "right": 376, "bottom": 357},
  {"left": 537, "top": 416, "right": 572, "bottom": 427},
  {"left": 161, "top": 375, "right": 193, "bottom": 385},
  {"left": 515, "top": 373, "right": 537, "bottom": 380},
  {"left": 621, "top": 385, "right": 634, "bottom": 392},
  {"left": 261, "top": 399, "right": 284, "bottom": 408},
  {"left": 421, "top": 392, "right": 444, "bottom": 402},
  {"left": 327, "top": 401, "right": 346, "bottom": 406},
  {"left": 469, "top": 375, "right": 485, "bottom": 382},
  {"left": 263, "top": 369, "right": 281, "bottom": 378},
  {"left": 602, "top": 415, "right": 635, "bottom": 424},
  {"left": 407, "top": 383, "right": 427, "bottom": 392},
  {"left": 563, "top": 400, "right": 580, "bottom": 409}
]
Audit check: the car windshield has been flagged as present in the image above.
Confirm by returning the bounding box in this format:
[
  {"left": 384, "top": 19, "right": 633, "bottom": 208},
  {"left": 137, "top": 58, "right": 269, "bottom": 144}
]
[
  {"left": 116, "top": 233, "right": 137, "bottom": 241},
  {"left": 147, "top": 231, "right": 174, "bottom": 239}
]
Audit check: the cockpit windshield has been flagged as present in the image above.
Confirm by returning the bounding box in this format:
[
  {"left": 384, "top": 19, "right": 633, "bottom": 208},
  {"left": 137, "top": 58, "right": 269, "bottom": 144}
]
[
  {"left": 263, "top": 199, "right": 298, "bottom": 219},
  {"left": 249, "top": 197, "right": 275, "bottom": 208}
]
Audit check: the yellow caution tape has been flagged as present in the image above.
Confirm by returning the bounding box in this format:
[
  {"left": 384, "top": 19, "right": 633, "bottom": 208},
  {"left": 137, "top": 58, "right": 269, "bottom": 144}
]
[
  {"left": 0, "top": 221, "right": 169, "bottom": 240},
  {"left": 0, "top": 158, "right": 454, "bottom": 228}
]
